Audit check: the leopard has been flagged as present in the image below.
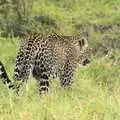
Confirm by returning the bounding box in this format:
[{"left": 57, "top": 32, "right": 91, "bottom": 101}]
[{"left": 0, "top": 33, "right": 91, "bottom": 94}]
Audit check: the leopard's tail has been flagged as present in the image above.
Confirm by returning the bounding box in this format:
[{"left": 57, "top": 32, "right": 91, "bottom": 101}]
[{"left": 0, "top": 61, "right": 15, "bottom": 89}]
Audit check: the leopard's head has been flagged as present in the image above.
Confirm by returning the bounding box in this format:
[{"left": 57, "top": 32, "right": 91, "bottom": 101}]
[{"left": 75, "top": 37, "right": 92, "bottom": 66}]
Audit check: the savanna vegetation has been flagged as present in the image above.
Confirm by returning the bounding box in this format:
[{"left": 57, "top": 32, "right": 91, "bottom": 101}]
[{"left": 0, "top": 0, "right": 120, "bottom": 120}]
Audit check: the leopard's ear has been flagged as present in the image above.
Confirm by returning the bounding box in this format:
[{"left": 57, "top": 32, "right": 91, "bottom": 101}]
[{"left": 79, "top": 37, "right": 88, "bottom": 50}]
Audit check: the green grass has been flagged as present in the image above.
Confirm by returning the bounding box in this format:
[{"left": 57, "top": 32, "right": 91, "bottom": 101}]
[
  {"left": 1, "top": 0, "right": 120, "bottom": 36},
  {"left": 31, "top": 0, "right": 120, "bottom": 34},
  {"left": 0, "top": 38, "right": 120, "bottom": 120}
]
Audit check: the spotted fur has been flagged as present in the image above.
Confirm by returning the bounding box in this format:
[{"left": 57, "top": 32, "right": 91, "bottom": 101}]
[{"left": 0, "top": 33, "right": 91, "bottom": 94}]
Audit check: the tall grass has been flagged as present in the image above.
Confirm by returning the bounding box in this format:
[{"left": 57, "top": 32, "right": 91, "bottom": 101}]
[{"left": 0, "top": 37, "right": 120, "bottom": 120}]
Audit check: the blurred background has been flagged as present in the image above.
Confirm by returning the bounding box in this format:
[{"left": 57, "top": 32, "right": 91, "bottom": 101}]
[{"left": 0, "top": 0, "right": 120, "bottom": 57}]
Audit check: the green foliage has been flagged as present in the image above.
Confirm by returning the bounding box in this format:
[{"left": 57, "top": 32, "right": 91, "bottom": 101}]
[{"left": 1, "top": 0, "right": 120, "bottom": 36}]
